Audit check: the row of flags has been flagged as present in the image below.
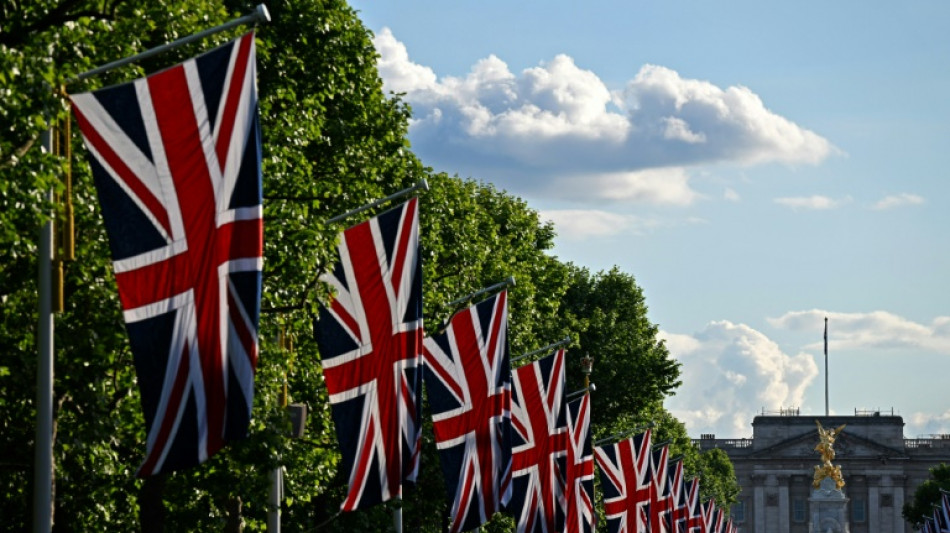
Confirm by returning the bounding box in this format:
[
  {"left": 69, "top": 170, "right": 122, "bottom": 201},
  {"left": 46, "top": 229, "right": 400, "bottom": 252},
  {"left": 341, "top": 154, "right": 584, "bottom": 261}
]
[
  {"left": 596, "top": 428, "right": 736, "bottom": 533},
  {"left": 920, "top": 492, "right": 950, "bottom": 533},
  {"left": 314, "top": 196, "right": 736, "bottom": 533},
  {"left": 66, "top": 31, "right": 736, "bottom": 532}
]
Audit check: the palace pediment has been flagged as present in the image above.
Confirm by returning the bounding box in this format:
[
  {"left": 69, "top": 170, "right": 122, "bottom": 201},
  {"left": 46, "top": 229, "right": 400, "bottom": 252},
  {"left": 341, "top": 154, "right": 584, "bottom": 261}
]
[{"left": 745, "top": 429, "right": 908, "bottom": 461}]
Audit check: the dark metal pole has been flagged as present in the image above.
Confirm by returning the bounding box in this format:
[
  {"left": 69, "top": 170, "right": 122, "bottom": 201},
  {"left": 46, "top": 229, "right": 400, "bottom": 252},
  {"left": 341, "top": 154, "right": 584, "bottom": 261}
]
[
  {"left": 443, "top": 277, "right": 515, "bottom": 309},
  {"left": 33, "top": 130, "right": 54, "bottom": 533},
  {"left": 824, "top": 316, "right": 829, "bottom": 416},
  {"left": 327, "top": 180, "right": 429, "bottom": 225},
  {"left": 511, "top": 337, "right": 571, "bottom": 363},
  {"left": 73, "top": 5, "right": 270, "bottom": 82}
]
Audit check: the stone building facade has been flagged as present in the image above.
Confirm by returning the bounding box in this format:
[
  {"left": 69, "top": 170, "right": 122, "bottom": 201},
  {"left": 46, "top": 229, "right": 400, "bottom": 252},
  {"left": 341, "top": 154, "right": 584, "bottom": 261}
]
[{"left": 694, "top": 412, "right": 950, "bottom": 533}]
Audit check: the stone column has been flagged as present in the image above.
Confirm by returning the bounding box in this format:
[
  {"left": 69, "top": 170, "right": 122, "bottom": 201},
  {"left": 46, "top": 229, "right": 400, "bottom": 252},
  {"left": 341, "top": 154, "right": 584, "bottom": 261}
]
[
  {"left": 778, "top": 475, "right": 790, "bottom": 533},
  {"left": 752, "top": 474, "right": 765, "bottom": 533},
  {"left": 892, "top": 475, "right": 906, "bottom": 533},
  {"left": 867, "top": 475, "right": 880, "bottom": 533}
]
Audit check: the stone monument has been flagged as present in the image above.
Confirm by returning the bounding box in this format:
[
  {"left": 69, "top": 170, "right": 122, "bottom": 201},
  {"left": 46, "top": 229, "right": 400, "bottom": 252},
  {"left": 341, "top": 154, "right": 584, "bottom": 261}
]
[{"left": 809, "top": 421, "right": 850, "bottom": 533}]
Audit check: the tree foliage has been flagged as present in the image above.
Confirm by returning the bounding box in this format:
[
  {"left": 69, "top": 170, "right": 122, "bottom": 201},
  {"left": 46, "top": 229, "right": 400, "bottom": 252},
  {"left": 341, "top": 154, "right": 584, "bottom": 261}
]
[
  {"left": 903, "top": 463, "right": 950, "bottom": 529},
  {"left": 561, "top": 266, "right": 682, "bottom": 427},
  {"left": 0, "top": 0, "right": 736, "bottom": 530}
]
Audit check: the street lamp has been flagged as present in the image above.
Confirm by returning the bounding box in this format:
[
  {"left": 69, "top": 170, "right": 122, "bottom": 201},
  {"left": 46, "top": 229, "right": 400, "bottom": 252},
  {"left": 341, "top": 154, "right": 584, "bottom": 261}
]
[{"left": 581, "top": 354, "right": 594, "bottom": 388}]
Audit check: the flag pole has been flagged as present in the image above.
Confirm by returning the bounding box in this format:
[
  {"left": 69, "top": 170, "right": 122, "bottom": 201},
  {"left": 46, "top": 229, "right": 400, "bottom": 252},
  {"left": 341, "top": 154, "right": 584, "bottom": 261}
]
[
  {"left": 34, "top": 129, "right": 55, "bottom": 533},
  {"left": 327, "top": 179, "right": 429, "bottom": 225},
  {"left": 593, "top": 422, "right": 655, "bottom": 447},
  {"left": 511, "top": 337, "right": 571, "bottom": 363},
  {"left": 443, "top": 276, "right": 515, "bottom": 308},
  {"left": 824, "top": 316, "right": 829, "bottom": 416},
  {"left": 267, "top": 466, "right": 282, "bottom": 532},
  {"left": 565, "top": 384, "right": 596, "bottom": 401},
  {"left": 393, "top": 498, "right": 402, "bottom": 533},
  {"left": 71, "top": 4, "right": 271, "bottom": 82}
]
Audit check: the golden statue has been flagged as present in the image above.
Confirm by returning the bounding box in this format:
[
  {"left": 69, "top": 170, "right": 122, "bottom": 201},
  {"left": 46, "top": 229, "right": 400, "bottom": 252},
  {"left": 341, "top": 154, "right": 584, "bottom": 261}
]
[{"left": 813, "top": 420, "right": 847, "bottom": 489}]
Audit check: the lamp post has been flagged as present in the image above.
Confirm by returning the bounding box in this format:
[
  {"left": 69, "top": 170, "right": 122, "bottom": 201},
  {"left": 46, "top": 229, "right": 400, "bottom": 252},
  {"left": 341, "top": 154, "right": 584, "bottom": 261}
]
[{"left": 581, "top": 354, "right": 594, "bottom": 389}]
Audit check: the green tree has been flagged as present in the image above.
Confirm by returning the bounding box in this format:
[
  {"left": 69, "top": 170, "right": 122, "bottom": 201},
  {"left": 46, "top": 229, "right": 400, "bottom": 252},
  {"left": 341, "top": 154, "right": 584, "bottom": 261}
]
[
  {"left": 559, "top": 267, "right": 739, "bottom": 520},
  {"left": 561, "top": 265, "right": 681, "bottom": 429},
  {"left": 1, "top": 0, "right": 419, "bottom": 529},
  {"left": 1, "top": 0, "right": 737, "bottom": 530},
  {"left": 903, "top": 463, "right": 950, "bottom": 529}
]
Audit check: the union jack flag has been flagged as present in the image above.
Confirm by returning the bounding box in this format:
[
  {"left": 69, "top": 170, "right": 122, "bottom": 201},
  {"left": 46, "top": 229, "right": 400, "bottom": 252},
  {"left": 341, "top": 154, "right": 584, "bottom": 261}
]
[
  {"left": 724, "top": 516, "right": 735, "bottom": 533},
  {"left": 594, "top": 429, "right": 653, "bottom": 533},
  {"left": 931, "top": 508, "right": 950, "bottom": 533},
  {"left": 667, "top": 459, "right": 687, "bottom": 533},
  {"left": 315, "top": 198, "right": 423, "bottom": 511},
  {"left": 940, "top": 492, "right": 950, "bottom": 533},
  {"left": 508, "top": 348, "right": 568, "bottom": 533},
  {"left": 70, "top": 32, "right": 262, "bottom": 476},
  {"left": 709, "top": 507, "right": 725, "bottom": 533},
  {"left": 565, "top": 393, "right": 595, "bottom": 533},
  {"left": 700, "top": 500, "right": 717, "bottom": 533},
  {"left": 649, "top": 444, "right": 673, "bottom": 533},
  {"left": 423, "top": 290, "right": 511, "bottom": 532},
  {"left": 684, "top": 478, "right": 704, "bottom": 533}
]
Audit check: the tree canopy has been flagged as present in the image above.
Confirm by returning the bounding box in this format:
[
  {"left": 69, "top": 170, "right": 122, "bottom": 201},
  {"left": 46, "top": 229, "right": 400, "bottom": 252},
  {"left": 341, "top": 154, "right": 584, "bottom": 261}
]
[
  {"left": 0, "top": 0, "right": 737, "bottom": 530},
  {"left": 903, "top": 463, "right": 950, "bottom": 529}
]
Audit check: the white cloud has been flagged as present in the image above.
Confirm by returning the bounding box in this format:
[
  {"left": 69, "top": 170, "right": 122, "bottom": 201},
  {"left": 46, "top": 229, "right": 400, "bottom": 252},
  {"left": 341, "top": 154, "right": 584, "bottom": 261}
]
[
  {"left": 552, "top": 167, "right": 700, "bottom": 205},
  {"left": 768, "top": 309, "right": 950, "bottom": 354},
  {"left": 662, "top": 321, "right": 819, "bottom": 438},
  {"left": 541, "top": 209, "right": 651, "bottom": 239},
  {"left": 372, "top": 29, "right": 834, "bottom": 203},
  {"left": 773, "top": 195, "right": 848, "bottom": 210},
  {"left": 724, "top": 188, "right": 741, "bottom": 202},
  {"left": 616, "top": 65, "right": 832, "bottom": 167},
  {"left": 872, "top": 193, "right": 924, "bottom": 210},
  {"left": 374, "top": 28, "right": 439, "bottom": 95},
  {"left": 907, "top": 410, "right": 950, "bottom": 437}
]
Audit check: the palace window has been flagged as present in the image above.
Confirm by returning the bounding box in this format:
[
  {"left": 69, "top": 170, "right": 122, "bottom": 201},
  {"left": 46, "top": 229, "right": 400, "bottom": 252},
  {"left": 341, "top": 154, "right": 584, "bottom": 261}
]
[
  {"left": 733, "top": 500, "right": 745, "bottom": 522},
  {"left": 792, "top": 497, "right": 807, "bottom": 523},
  {"left": 852, "top": 496, "right": 866, "bottom": 523}
]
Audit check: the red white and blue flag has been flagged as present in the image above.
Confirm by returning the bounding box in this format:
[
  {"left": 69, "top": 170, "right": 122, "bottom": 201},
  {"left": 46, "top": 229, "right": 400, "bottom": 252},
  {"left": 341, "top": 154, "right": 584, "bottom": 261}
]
[
  {"left": 724, "top": 516, "right": 735, "bottom": 533},
  {"left": 710, "top": 507, "right": 725, "bottom": 533},
  {"left": 649, "top": 444, "right": 673, "bottom": 533},
  {"left": 701, "top": 500, "right": 717, "bottom": 533},
  {"left": 70, "top": 32, "right": 262, "bottom": 476},
  {"left": 684, "top": 478, "right": 704, "bottom": 533},
  {"left": 934, "top": 507, "right": 950, "bottom": 533},
  {"left": 508, "top": 348, "right": 568, "bottom": 533},
  {"left": 667, "top": 459, "right": 687, "bottom": 533},
  {"left": 594, "top": 429, "right": 654, "bottom": 533},
  {"left": 423, "top": 290, "right": 512, "bottom": 532},
  {"left": 565, "top": 393, "right": 595, "bottom": 533},
  {"left": 315, "top": 198, "right": 423, "bottom": 511},
  {"left": 939, "top": 492, "right": 950, "bottom": 532}
]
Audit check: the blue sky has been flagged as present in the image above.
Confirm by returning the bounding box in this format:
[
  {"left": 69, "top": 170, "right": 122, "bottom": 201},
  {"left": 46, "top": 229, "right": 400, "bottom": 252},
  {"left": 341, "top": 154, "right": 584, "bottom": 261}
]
[{"left": 349, "top": 1, "right": 950, "bottom": 438}]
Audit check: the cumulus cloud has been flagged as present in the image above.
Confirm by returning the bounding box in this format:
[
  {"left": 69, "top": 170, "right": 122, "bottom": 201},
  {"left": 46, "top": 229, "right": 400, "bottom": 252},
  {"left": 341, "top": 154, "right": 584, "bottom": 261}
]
[
  {"left": 662, "top": 321, "right": 819, "bottom": 437},
  {"left": 773, "top": 195, "right": 849, "bottom": 210},
  {"left": 372, "top": 28, "right": 833, "bottom": 202},
  {"left": 552, "top": 167, "right": 699, "bottom": 205},
  {"left": 871, "top": 193, "right": 924, "bottom": 210},
  {"left": 907, "top": 410, "right": 950, "bottom": 437},
  {"left": 768, "top": 309, "right": 950, "bottom": 354},
  {"left": 540, "top": 209, "right": 661, "bottom": 240}
]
